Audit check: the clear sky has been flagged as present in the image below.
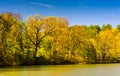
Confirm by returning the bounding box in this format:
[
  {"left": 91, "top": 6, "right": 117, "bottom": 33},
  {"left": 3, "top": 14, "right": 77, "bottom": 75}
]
[{"left": 1, "top": 0, "right": 120, "bottom": 27}]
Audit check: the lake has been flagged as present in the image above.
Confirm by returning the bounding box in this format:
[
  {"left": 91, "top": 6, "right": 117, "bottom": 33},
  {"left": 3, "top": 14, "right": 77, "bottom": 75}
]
[{"left": 0, "top": 64, "right": 120, "bottom": 76}]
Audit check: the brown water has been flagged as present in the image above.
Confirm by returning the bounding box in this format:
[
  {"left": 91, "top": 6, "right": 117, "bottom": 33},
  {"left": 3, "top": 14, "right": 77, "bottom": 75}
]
[{"left": 0, "top": 64, "right": 120, "bottom": 76}]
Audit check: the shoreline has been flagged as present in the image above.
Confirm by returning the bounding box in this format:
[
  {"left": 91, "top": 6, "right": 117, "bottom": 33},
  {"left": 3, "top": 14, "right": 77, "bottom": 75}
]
[{"left": 1, "top": 62, "right": 120, "bottom": 68}]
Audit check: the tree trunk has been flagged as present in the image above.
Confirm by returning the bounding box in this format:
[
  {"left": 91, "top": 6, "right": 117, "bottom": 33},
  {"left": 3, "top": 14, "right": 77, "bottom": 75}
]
[
  {"left": 102, "top": 52, "right": 106, "bottom": 63},
  {"left": 34, "top": 45, "right": 38, "bottom": 58}
]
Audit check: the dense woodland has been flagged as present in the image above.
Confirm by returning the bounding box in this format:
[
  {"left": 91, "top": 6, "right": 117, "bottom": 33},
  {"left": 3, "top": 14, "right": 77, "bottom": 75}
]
[{"left": 1, "top": 12, "right": 120, "bottom": 66}]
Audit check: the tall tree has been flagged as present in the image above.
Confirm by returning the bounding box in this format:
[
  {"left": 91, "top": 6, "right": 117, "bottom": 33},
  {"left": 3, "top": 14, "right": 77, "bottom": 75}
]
[
  {"left": 26, "top": 15, "right": 68, "bottom": 58},
  {"left": 0, "top": 12, "right": 22, "bottom": 65},
  {"left": 26, "top": 15, "right": 45, "bottom": 58}
]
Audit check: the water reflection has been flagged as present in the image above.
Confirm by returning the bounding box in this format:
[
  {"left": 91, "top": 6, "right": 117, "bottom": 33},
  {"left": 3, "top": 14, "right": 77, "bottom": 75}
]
[{"left": 0, "top": 64, "right": 120, "bottom": 76}]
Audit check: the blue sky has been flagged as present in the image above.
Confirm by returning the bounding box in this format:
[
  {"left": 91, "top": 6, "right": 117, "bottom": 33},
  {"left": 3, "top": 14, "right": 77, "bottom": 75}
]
[{"left": 1, "top": 0, "right": 120, "bottom": 27}]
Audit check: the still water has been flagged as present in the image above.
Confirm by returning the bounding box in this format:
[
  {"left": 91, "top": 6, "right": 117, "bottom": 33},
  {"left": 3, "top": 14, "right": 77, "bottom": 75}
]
[{"left": 0, "top": 64, "right": 120, "bottom": 76}]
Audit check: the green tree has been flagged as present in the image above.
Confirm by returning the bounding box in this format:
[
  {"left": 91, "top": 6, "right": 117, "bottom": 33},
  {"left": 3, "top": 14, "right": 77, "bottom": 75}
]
[
  {"left": 102, "top": 24, "right": 112, "bottom": 30},
  {"left": 116, "top": 24, "right": 120, "bottom": 30}
]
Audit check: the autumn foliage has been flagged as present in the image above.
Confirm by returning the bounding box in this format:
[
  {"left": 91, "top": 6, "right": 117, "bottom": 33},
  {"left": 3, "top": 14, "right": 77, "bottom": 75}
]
[{"left": 0, "top": 12, "right": 120, "bottom": 66}]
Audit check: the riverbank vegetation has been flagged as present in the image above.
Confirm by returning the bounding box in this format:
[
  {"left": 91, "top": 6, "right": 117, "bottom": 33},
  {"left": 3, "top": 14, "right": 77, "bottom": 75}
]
[{"left": 1, "top": 12, "right": 120, "bottom": 66}]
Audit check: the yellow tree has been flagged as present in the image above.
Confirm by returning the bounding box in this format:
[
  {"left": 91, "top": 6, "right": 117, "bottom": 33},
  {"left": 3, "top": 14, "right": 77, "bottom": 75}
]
[
  {"left": 26, "top": 15, "right": 45, "bottom": 58},
  {"left": 62, "top": 25, "right": 86, "bottom": 62},
  {"left": 92, "top": 29, "right": 120, "bottom": 63},
  {"left": 26, "top": 15, "right": 68, "bottom": 58},
  {"left": 0, "top": 12, "right": 21, "bottom": 59},
  {"left": 69, "top": 25, "right": 87, "bottom": 55},
  {"left": 43, "top": 16, "right": 69, "bottom": 63}
]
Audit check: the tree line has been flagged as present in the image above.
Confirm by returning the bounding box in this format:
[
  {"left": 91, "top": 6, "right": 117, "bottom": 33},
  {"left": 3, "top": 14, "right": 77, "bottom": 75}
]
[{"left": 0, "top": 12, "right": 120, "bottom": 66}]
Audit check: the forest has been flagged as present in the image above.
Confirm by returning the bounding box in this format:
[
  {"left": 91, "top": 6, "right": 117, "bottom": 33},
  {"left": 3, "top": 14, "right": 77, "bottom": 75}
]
[{"left": 1, "top": 12, "right": 120, "bottom": 66}]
